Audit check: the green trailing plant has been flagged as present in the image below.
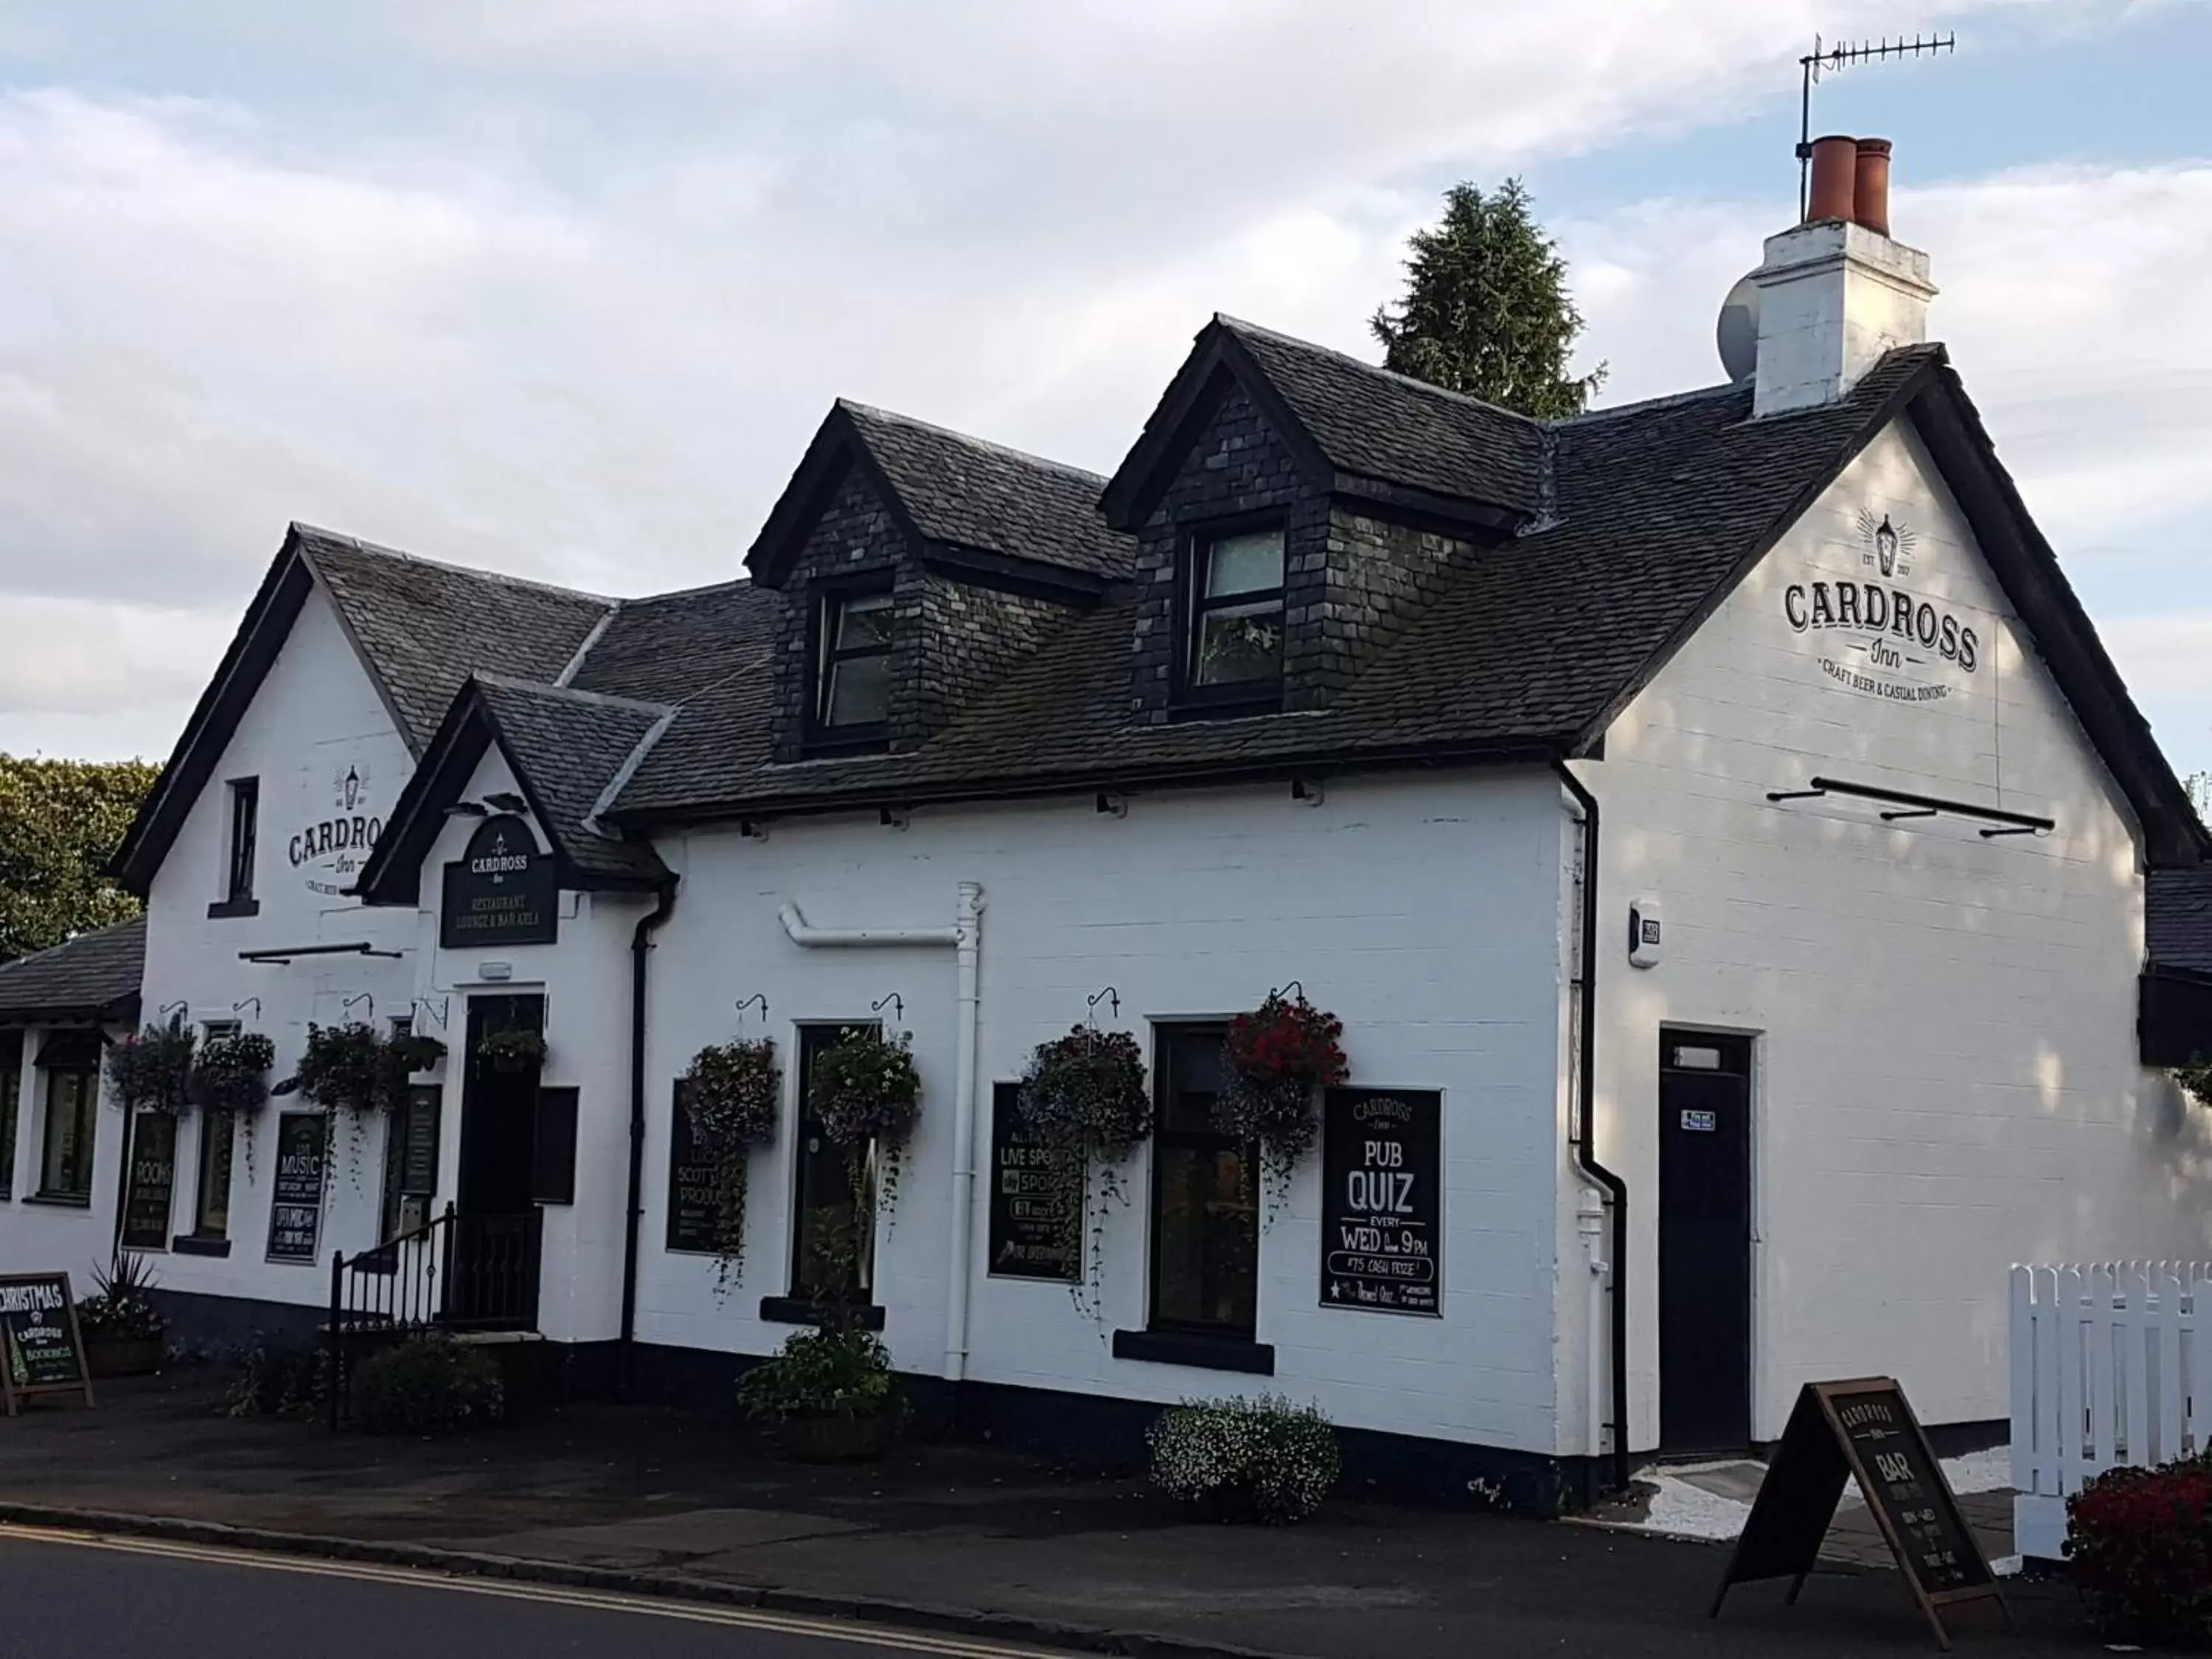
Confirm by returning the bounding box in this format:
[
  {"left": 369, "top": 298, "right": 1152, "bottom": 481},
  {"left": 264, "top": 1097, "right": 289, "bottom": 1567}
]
[
  {"left": 1214, "top": 990, "right": 1348, "bottom": 1197},
  {"left": 478, "top": 1027, "right": 546, "bottom": 1074},
  {"left": 296, "top": 1021, "right": 383, "bottom": 1177},
  {"left": 683, "top": 1037, "right": 780, "bottom": 1288},
  {"left": 1018, "top": 1025, "right": 1151, "bottom": 1321},
  {"left": 2067, "top": 1453, "right": 2212, "bottom": 1644},
  {"left": 736, "top": 1326, "right": 895, "bottom": 1423},
  {"left": 809, "top": 1027, "right": 922, "bottom": 1229},
  {"left": 2176, "top": 1061, "right": 2212, "bottom": 1110},
  {"left": 105, "top": 1019, "right": 197, "bottom": 1116},
  {"left": 225, "top": 1330, "right": 325, "bottom": 1418},
  {"left": 355, "top": 1337, "right": 505, "bottom": 1436},
  {"left": 1147, "top": 1394, "right": 1341, "bottom": 1526},
  {"left": 191, "top": 1030, "right": 277, "bottom": 1178}
]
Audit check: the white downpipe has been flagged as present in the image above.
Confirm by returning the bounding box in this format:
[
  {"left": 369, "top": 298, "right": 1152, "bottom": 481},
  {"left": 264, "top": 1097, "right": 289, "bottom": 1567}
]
[
  {"left": 775, "top": 886, "right": 986, "bottom": 1382},
  {"left": 1578, "top": 1186, "right": 1611, "bottom": 1460}
]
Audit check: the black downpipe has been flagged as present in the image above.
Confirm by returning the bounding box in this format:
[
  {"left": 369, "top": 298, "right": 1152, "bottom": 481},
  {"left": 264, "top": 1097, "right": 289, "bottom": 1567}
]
[
  {"left": 1554, "top": 759, "right": 1630, "bottom": 1498},
  {"left": 619, "top": 879, "right": 678, "bottom": 1402}
]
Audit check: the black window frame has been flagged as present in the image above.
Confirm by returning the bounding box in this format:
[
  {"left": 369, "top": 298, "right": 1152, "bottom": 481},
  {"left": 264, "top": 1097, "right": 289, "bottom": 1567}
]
[
  {"left": 1144, "top": 1022, "right": 1261, "bottom": 1340},
  {"left": 35, "top": 1060, "right": 100, "bottom": 1206},
  {"left": 0, "top": 1029, "right": 21, "bottom": 1200},
  {"left": 1175, "top": 514, "right": 1288, "bottom": 716},
  {"left": 785, "top": 1021, "right": 880, "bottom": 1306},
  {"left": 186, "top": 1019, "right": 241, "bottom": 1242},
  {"left": 804, "top": 575, "right": 897, "bottom": 754},
  {"left": 210, "top": 776, "right": 261, "bottom": 918}
]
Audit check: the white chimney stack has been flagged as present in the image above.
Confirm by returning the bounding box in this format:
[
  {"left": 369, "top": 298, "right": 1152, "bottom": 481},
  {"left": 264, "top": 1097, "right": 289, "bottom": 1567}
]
[{"left": 1744, "top": 135, "right": 1937, "bottom": 417}]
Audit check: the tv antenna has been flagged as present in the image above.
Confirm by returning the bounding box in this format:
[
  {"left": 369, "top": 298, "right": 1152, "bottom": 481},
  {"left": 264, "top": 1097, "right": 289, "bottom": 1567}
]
[{"left": 1796, "top": 32, "right": 1956, "bottom": 217}]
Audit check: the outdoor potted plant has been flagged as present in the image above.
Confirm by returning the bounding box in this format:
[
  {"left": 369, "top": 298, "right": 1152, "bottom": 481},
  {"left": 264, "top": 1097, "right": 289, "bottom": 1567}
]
[
  {"left": 77, "top": 1253, "right": 167, "bottom": 1378},
  {"left": 1017, "top": 1023, "right": 1151, "bottom": 1312},
  {"left": 807, "top": 1026, "right": 922, "bottom": 1222},
  {"left": 106, "top": 1018, "right": 198, "bottom": 1116},
  {"left": 682, "top": 1037, "right": 780, "bottom": 1284},
  {"left": 190, "top": 1029, "right": 277, "bottom": 1174},
  {"left": 735, "top": 1324, "right": 900, "bottom": 1461},
  {"left": 479, "top": 1027, "right": 547, "bottom": 1075},
  {"left": 1214, "top": 986, "right": 1349, "bottom": 1188},
  {"left": 296, "top": 1020, "right": 385, "bottom": 1173}
]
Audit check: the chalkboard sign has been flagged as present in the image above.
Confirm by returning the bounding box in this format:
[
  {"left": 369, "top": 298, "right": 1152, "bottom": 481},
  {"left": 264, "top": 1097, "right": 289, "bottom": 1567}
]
[
  {"left": 119, "top": 1111, "right": 178, "bottom": 1251},
  {"left": 987, "top": 1082, "right": 1080, "bottom": 1281},
  {"left": 1711, "top": 1377, "right": 2007, "bottom": 1650},
  {"left": 1320, "top": 1088, "right": 1441, "bottom": 1315},
  {"left": 265, "top": 1111, "right": 327, "bottom": 1264},
  {"left": 440, "top": 814, "right": 557, "bottom": 949},
  {"left": 1, "top": 1273, "right": 94, "bottom": 1414},
  {"left": 400, "top": 1085, "right": 441, "bottom": 1197},
  {"left": 665, "top": 1080, "right": 720, "bottom": 1255}
]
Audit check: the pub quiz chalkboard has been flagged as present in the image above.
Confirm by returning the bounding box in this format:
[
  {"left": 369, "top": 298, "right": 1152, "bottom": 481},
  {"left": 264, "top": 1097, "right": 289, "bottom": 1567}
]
[
  {"left": 1320, "top": 1088, "right": 1441, "bottom": 1315},
  {"left": 1, "top": 1273, "right": 94, "bottom": 1414},
  {"left": 1711, "top": 1377, "right": 2006, "bottom": 1651}
]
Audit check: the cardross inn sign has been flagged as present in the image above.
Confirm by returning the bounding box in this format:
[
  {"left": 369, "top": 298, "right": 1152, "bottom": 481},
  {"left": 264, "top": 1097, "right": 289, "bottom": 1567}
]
[
  {"left": 1783, "top": 512, "right": 1980, "bottom": 706},
  {"left": 291, "top": 763, "right": 383, "bottom": 897}
]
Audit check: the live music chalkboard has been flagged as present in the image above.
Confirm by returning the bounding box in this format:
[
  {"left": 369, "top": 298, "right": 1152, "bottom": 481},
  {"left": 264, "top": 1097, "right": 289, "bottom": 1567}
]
[
  {"left": 665, "top": 1080, "right": 720, "bottom": 1255},
  {"left": 987, "top": 1082, "right": 1079, "bottom": 1281},
  {"left": 1320, "top": 1088, "right": 1441, "bottom": 1315},
  {"left": 441, "top": 814, "right": 557, "bottom": 949},
  {"left": 265, "top": 1111, "right": 327, "bottom": 1264},
  {"left": 119, "top": 1111, "right": 178, "bottom": 1251},
  {"left": 1, "top": 1273, "right": 94, "bottom": 1414},
  {"left": 1711, "top": 1377, "right": 2006, "bottom": 1650}
]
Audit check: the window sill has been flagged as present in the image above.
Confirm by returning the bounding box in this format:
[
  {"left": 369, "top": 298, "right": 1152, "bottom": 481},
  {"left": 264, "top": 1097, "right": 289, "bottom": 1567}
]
[
  {"left": 172, "top": 1234, "right": 232, "bottom": 1258},
  {"left": 23, "top": 1192, "right": 93, "bottom": 1210},
  {"left": 1111, "top": 1328, "right": 1275, "bottom": 1374},
  {"left": 759, "top": 1295, "right": 886, "bottom": 1332},
  {"left": 1166, "top": 697, "right": 1284, "bottom": 724},
  {"left": 206, "top": 896, "right": 261, "bottom": 919},
  {"left": 798, "top": 731, "right": 891, "bottom": 759}
]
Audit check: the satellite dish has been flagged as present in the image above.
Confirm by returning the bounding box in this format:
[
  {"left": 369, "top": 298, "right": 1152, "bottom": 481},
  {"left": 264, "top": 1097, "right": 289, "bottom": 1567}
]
[{"left": 1717, "top": 272, "right": 1761, "bottom": 382}]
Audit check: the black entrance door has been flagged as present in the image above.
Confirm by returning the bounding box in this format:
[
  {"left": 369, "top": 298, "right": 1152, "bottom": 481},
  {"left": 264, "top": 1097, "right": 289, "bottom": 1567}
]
[
  {"left": 451, "top": 994, "right": 544, "bottom": 1326},
  {"left": 1658, "top": 1031, "right": 1753, "bottom": 1455}
]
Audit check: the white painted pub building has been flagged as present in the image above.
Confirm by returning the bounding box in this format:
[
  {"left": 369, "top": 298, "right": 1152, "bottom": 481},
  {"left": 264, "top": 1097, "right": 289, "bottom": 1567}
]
[{"left": 7, "top": 141, "right": 2211, "bottom": 1507}]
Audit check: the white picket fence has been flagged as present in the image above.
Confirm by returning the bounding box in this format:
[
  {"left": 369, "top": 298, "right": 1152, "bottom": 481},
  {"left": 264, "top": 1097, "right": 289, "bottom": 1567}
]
[{"left": 2010, "top": 1262, "right": 2212, "bottom": 1561}]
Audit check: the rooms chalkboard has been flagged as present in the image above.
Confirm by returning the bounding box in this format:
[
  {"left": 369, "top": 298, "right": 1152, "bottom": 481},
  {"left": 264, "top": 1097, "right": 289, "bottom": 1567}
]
[
  {"left": 1, "top": 1272, "right": 94, "bottom": 1413},
  {"left": 120, "top": 1111, "right": 178, "bottom": 1251},
  {"left": 1320, "top": 1088, "right": 1441, "bottom": 1315},
  {"left": 986, "top": 1082, "right": 1079, "bottom": 1281},
  {"left": 665, "top": 1080, "right": 721, "bottom": 1255},
  {"left": 265, "top": 1111, "right": 327, "bottom": 1264},
  {"left": 1711, "top": 1377, "right": 2006, "bottom": 1650}
]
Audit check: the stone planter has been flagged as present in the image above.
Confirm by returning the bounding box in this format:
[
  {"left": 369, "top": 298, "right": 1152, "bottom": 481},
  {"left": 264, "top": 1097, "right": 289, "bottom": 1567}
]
[
  {"left": 85, "top": 1334, "right": 164, "bottom": 1379},
  {"left": 777, "top": 1410, "right": 894, "bottom": 1463}
]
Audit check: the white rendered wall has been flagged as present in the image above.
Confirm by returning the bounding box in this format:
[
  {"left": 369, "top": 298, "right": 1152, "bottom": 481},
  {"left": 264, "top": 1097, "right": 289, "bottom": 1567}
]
[
  {"left": 1585, "top": 414, "right": 2212, "bottom": 1445},
  {"left": 0, "top": 1022, "right": 131, "bottom": 1293},
  {"left": 632, "top": 772, "right": 1571, "bottom": 1453}
]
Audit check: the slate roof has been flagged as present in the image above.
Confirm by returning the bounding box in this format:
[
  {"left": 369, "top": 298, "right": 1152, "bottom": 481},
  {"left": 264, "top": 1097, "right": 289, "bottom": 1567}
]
[
  {"left": 2150, "top": 868, "right": 2212, "bottom": 976},
  {"left": 0, "top": 917, "right": 145, "bottom": 1023},
  {"left": 302, "top": 526, "right": 618, "bottom": 751},
  {"left": 473, "top": 677, "right": 674, "bottom": 884}
]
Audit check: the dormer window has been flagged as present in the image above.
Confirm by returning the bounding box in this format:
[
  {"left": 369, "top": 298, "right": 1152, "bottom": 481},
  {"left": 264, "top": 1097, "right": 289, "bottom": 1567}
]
[
  {"left": 1181, "top": 522, "right": 1285, "bottom": 709},
  {"left": 812, "top": 583, "right": 894, "bottom": 743}
]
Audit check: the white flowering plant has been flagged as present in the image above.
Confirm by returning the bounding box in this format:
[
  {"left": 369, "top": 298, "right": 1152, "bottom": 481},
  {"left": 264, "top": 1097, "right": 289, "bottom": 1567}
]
[{"left": 1146, "top": 1394, "right": 1341, "bottom": 1525}]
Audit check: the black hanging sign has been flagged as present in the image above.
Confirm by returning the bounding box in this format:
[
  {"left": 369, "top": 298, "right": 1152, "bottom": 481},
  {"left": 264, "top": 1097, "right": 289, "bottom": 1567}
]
[
  {"left": 265, "top": 1111, "right": 328, "bottom": 1264},
  {"left": 400, "top": 1085, "right": 442, "bottom": 1197},
  {"left": 665, "top": 1080, "right": 721, "bottom": 1255},
  {"left": 1320, "top": 1088, "right": 1441, "bottom": 1315},
  {"left": 440, "top": 813, "right": 557, "bottom": 950},
  {"left": 1, "top": 1273, "right": 94, "bottom": 1414},
  {"left": 986, "top": 1082, "right": 1079, "bottom": 1282},
  {"left": 119, "top": 1111, "right": 178, "bottom": 1251},
  {"left": 1711, "top": 1378, "right": 2008, "bottom": 1651}
]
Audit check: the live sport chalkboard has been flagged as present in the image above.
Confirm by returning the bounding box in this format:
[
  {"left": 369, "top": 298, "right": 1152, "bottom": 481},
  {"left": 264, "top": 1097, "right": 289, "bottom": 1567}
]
[
  {"left": 1, "top": 1273, "right": 94, "bottom": 1414},
  {"left": 119, "top": 1111, "right": 178, "bottom": 1251},
  {"left": 441, "top": 813, "right": 558, "bottom": 949},
  {"left": 1711, "top": 1377, "right": 2007, "bottom": 1650},
  {"left": 665, "top": 1080, "right": 720, "bottom": 1255},
  {"left": 1320, "top": 1088, "right": 1441, "bottom": 1315},
  {"left": 987, "top": 1082, "right": 1080, "bottom": 1281},
  {"left": 265, "top": 1111, "right": 327, "bottom": 1264}
]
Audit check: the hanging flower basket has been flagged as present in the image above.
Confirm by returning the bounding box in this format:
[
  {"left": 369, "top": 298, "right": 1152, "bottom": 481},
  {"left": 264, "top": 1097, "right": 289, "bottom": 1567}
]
[
  {"left": 190, "top": 1032, "right": 277, "bottom": 1116},
  {"left": 1214, "top": 989, "right": 1348, "bottom": 1184},
  {"left": 808, "top": 1027, "right": 922, "bottom": 1229},
  {"left": 296, "top": 1023, "right": 383, "bottom": 1117},
  {"left": 1018, "top": 1026, "right": 1150, "bottom": 1161},
  {"left": 478, "top": 1028, "right": 547, "bottom": 1074},
  {"left": 106, "top": 1020, "right": 198, "bottom": 1116},
  {"left": 683, "top": 1037, "right": 782, "bottom": 1284}
]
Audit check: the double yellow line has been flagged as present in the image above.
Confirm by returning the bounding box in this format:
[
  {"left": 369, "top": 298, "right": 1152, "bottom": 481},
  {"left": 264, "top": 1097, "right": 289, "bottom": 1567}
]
[{"left": 0, "top": 1523, "right": 1072, "bottom": 1659}]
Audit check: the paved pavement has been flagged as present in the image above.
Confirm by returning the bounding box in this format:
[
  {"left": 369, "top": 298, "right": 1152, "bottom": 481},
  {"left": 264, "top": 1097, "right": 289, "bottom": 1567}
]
[{"left": 0, "top": 1373, "right": 2090, "bottom": 1658}]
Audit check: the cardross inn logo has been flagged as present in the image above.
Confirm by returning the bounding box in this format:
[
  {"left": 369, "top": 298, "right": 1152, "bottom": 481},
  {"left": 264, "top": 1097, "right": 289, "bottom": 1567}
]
[
  {"left": 1781, "top": 509, "right": 1979, "bottom": 706},
  {"left": 289, "top": 762, "right": 383, "bottom": 897}
]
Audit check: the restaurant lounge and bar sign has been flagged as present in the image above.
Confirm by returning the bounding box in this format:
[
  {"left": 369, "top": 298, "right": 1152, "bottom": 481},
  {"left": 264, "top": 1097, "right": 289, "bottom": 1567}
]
[{"left": 441, "top": 814, "right": 557, "bottom": 949}]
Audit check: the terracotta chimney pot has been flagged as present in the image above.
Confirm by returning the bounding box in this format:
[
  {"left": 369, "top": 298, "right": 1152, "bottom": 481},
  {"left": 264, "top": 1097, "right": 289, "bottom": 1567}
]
[
  {"left": 1806, "top": 134, "right": 1859, "bottom": 224},
  {"left": 1853, "top": 137, "right": 1893, "bottom": 236}
]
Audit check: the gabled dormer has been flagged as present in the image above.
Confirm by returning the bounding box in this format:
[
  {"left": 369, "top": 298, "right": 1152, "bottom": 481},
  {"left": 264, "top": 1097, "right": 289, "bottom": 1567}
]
[
  {"left": 745, "top": 401, "right": 1133, "bottom": 762},
  {"left": 1100, "top": 316, "right": 1544, "bottom": 723}
]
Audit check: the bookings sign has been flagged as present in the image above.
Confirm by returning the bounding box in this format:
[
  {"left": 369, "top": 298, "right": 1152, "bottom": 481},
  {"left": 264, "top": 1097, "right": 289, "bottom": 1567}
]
[{"left": 441, "top": 815, "right": 557, "bottom": 950}]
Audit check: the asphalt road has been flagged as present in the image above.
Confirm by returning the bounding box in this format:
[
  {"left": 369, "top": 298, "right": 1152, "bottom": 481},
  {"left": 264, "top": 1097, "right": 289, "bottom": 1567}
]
[{"left": 0, "top": 1527, "right": 1068, "bottom": 1659}]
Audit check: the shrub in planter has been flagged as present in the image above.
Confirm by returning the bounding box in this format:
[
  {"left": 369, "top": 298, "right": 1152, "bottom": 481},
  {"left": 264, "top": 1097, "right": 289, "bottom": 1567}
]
[
  {"left": 2067, "top": 1455, "right": 2212, "bottom": 1644},
  {"left": 355, "top": 1337, "right": 505, "bottom": 1436},
  {"left": 1214, "top": 990, "right": 1348, "bottom": 1187},
  {"left": 78, "top": 1253, "right": 167, "bottom": 1378},
  {"left": 478, "top": 1028, "right": 546, "bottom": 1074},
  {"left": 1018, "top": 1026, "right": 1150, "bottom": 1314},
  {"left": 106, "top": 1020, "right": 197, "bottom": 1116},
  {"left": 736, "top": 1326, "right": 897, "bottom": 1461},
  {"left": 683, "top": 1037, "right": 780, "bottom": 1285},
  {"left": 226, "top": 1331, "right": 326, "bottom": 1418},
  {"left": 808, "top": 1027, "right": 922, "bottom": 1223},
  {"left": 1147, "top": 1394, "right": 1341, "bottom": 1526}
]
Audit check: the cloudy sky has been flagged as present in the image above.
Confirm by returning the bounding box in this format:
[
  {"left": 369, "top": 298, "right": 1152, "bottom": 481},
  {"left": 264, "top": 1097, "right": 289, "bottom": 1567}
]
[{"left": 1, "top": 1, "right": 2208, "bottom": 778}]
